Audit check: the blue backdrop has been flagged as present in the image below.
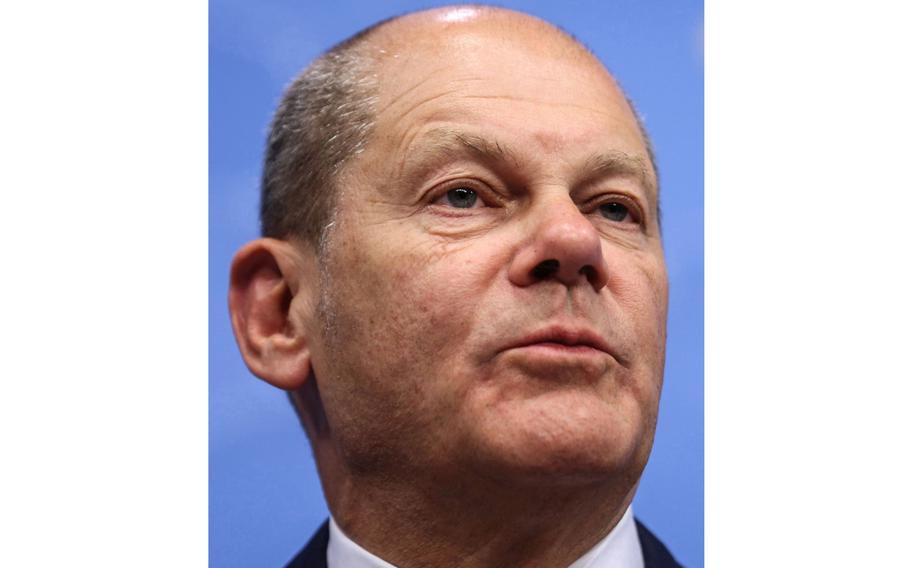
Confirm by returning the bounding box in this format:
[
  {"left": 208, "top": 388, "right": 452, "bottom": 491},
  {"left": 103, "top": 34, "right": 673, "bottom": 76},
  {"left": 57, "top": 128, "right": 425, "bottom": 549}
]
[{"left": 210, "top": 1, "right": 703, "bottom": 566}]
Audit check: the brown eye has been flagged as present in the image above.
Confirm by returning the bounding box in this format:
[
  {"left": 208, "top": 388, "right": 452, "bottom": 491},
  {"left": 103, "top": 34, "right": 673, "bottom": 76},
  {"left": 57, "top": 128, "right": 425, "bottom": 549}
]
[{"left": 599, "top": 201, "right": 631, "bottom": 222}]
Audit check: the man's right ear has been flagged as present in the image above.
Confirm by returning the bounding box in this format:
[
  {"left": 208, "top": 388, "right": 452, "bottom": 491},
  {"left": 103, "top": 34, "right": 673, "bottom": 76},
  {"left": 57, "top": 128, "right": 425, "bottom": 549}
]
[{"left": 228, "top": 238, "right": 318, "bottom": 391}]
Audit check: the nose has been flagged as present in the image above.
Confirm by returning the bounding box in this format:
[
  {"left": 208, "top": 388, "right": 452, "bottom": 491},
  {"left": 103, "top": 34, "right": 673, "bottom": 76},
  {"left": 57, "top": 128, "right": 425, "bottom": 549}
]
[{"left": 508, "top": 195, "right": 608, "bottom": 291}]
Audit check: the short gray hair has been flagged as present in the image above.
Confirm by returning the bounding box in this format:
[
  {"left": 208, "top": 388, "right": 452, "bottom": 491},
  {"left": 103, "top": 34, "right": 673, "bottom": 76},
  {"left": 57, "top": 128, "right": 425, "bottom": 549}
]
[{"left": 260, "top": 25, "right": 386, "bottom": 245}]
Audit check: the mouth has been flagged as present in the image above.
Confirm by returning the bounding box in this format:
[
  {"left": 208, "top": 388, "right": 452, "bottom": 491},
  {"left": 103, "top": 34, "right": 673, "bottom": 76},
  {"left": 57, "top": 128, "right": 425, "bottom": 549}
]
[
  {"left": 493, "top": 324, "right": 621, "bottom": 381},
  {"left": 504, "top": 325, "right": 613, "bottom": 357}
]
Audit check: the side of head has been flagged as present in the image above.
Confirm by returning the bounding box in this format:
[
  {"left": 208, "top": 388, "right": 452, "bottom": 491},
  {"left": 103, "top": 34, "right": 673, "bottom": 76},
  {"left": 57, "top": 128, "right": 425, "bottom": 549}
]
[
  {"left": 259, "top": 22, "right": 383, "bottom": 246},
  {"left": 231, "top": 19, "right": 386, "bottom": 448},
  {"left": 229, "top": 5, "right": 668, "bottom": 503}
]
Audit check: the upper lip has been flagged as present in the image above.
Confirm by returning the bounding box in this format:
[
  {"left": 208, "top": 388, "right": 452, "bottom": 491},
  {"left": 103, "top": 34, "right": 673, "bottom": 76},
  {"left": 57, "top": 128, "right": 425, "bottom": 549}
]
[{"left": 505, "top": 324, "right": 613, "bottom": 355}]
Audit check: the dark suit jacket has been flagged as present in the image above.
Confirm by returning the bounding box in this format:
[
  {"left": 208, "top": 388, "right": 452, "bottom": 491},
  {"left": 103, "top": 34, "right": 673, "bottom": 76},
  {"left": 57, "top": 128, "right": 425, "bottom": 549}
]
[{"left": 285, "top": 519, "right": 682, "bottom": 568}]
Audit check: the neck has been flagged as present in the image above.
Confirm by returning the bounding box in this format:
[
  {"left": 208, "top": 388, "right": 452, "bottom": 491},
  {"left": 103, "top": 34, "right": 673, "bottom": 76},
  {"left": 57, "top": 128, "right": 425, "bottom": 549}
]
[{"left": 323, "top": 464, "right": 637, "bottom": 568}]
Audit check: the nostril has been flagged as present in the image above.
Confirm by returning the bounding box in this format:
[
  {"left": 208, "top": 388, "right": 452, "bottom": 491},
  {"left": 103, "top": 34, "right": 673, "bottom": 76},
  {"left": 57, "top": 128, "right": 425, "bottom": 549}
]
[
  {"left": 532, "top": 259, "right": 560, "bottom": 280},
  {"left": 579, "top": 265, "right": 597, "bottom": 284}
]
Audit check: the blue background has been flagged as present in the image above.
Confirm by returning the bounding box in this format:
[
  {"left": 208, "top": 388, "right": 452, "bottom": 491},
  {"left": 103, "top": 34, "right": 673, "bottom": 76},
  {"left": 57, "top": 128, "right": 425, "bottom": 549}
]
[{"left": 210, "top": 1, "right": 703, "bottom": 566}]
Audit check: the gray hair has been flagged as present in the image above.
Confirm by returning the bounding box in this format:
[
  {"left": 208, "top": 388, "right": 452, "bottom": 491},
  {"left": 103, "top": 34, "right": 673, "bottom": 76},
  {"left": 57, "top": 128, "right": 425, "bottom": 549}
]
[{"left": 259, "top": 25, "right": 386, "bottom": 246}]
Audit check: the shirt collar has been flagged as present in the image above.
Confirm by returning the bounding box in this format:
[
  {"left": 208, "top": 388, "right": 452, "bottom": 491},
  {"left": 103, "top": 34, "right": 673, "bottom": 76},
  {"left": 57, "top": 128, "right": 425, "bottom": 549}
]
[{"left": 327, "top": 505, "right": 643, "bottom": 568}]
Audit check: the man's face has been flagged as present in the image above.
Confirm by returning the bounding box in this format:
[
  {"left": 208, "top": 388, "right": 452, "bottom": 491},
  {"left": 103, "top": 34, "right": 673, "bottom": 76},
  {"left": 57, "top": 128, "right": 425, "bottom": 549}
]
[{"left": 302, "top": 16, "right": 668, "bottom": 486}]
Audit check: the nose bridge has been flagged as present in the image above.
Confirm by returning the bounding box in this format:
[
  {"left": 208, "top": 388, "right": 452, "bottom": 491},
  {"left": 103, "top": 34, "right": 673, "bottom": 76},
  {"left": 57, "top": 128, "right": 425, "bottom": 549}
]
[{"left": 508, "top": 188, "right": 607, "bottom": 291}]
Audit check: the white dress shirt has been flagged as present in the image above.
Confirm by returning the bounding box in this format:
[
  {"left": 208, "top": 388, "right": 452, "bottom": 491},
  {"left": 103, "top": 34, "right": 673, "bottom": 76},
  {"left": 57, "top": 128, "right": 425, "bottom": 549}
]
[{"left": 327, "top": 505, "right": 644, "bottom": 568}]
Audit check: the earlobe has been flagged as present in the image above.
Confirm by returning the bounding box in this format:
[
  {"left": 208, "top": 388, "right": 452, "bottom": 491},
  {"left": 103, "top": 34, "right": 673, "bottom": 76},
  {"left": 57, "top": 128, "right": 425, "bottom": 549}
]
[{"left": 228, "top": 238, "right": 317, "bottom": 391}]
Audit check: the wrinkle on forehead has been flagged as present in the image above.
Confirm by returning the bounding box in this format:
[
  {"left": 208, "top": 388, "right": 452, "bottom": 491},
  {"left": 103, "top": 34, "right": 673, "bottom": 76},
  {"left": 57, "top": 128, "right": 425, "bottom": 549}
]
[
  {"left": 347, "top": 5, "right": 658, "bottom": 197},
  {"left": 366, "top": 39, "right": 629, "bottom": 136},
  {"left": 358, "top": 8, "right": 633, "bottom": 131},
  {"left": 375, "top": 69, "right": 448, "bottom": 116},
  {"left": 372, "top": 50, "right": 634, "bottom": 131}
]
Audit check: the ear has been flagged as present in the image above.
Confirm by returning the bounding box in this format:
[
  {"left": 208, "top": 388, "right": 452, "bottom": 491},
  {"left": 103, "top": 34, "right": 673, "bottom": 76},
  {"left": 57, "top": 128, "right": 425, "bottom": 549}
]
[{"left": 228, "top": 238, "right": 318, "bottom": 391}]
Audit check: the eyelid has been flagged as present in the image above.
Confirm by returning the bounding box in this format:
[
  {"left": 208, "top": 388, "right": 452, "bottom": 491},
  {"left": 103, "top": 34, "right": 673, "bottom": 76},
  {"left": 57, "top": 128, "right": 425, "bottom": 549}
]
[
  {"left": 583, "top": 192, "right": 646, "bottom": 226},
  {"left": 427, "top": 178, "right": 504, "bottom": 208}
]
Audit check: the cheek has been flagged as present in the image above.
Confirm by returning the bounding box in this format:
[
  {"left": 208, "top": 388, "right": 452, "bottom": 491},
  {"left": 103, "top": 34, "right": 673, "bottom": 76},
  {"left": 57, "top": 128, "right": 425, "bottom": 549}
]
[
  {"left": 603, "top": 251, "right": 668, "bottom": 389},
  {"left": 327, "top": 230, "right": 495, "bottom": 385},
  {"left": 607, "top": 248, "right": 668, "bottom": 331},
  {"left": 317, "top": 232, "right": 503, "bottom": 466},
  {"left": 384, "top": 237, "right": 495, "bottom": 324}
]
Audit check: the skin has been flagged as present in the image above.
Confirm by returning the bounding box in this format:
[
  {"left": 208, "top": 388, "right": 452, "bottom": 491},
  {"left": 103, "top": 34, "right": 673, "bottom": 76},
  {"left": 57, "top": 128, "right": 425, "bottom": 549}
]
[{"left": 230, "top": 6, "right": 668, "bottom": 567}]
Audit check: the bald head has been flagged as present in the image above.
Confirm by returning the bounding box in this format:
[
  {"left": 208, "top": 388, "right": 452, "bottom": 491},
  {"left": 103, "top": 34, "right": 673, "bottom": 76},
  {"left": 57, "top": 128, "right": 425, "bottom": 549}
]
[
  {"left": 260, "top": 4, "right": 655, "bottom": 247},
  {"left": 366, "top": 5, "right": 595, "bottom": 60}
]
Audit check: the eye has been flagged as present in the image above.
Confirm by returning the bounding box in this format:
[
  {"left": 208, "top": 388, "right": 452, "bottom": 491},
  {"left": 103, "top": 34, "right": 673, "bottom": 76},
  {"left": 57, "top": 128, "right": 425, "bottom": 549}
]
[
  {"left": 599, "top": 201, "right": 632, "bottom": 222},
  {"left": 437, "top": 187, "right": 481, "bottom": 208}
]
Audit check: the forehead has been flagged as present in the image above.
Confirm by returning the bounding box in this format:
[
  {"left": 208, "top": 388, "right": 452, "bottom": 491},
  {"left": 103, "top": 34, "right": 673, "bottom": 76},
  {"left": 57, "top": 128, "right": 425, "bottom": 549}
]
[{"left": 360, "top": 17, "right": 651, "bottom": 179}]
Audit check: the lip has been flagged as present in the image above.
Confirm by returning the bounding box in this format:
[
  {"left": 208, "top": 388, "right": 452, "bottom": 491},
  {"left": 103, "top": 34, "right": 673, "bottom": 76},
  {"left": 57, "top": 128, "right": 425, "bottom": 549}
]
[{"left": 503, "top": 324, "right": 614, "bottom": 358}]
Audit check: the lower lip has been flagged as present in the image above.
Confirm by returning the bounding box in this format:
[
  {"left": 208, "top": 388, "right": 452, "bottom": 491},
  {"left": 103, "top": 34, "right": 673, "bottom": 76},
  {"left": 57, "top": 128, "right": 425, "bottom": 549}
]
[{"left": 499, "top": 342, "right": 610, "bottom": 379}]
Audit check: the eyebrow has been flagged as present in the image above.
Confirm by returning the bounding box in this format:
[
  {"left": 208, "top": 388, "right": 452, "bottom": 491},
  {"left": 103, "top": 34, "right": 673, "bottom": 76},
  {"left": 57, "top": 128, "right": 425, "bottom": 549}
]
[
  {"left": 399, "top": 127, "right": 658, "bottom": 200},
  {"left": 581, "top": 151, "right": 658, "bottom": 198},
  {"left": 449, "top": 131, "right": 518, "bottom": 165},
  {"left": 398, "top": 128, "right": 518, "bottom": 185}
]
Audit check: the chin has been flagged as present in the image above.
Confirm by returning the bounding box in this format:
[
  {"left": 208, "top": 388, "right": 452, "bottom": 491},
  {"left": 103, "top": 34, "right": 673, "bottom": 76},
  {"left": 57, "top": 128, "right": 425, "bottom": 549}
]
[{"left": 465, "top": 391, "right": 654, "bottom": 486}]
